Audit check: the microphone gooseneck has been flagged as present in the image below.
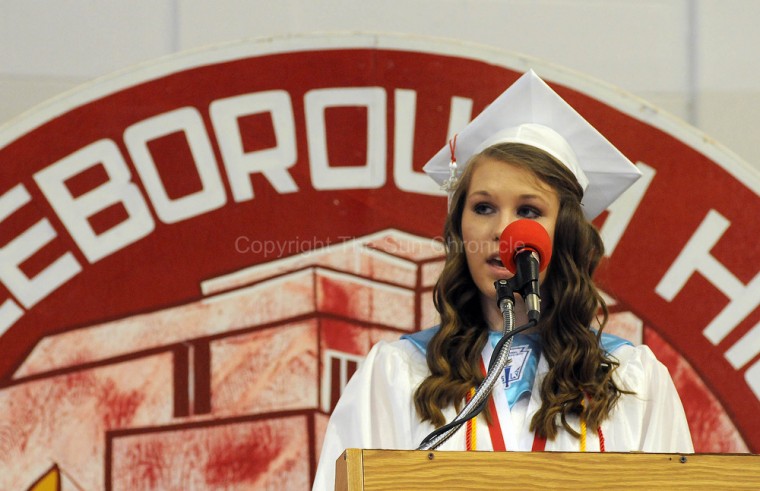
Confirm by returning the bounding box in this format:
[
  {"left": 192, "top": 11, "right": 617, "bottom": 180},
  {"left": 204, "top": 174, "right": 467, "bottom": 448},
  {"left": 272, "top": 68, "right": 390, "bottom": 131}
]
[
  {"left": 417, "top": 292, "right": 524, "bottom": 451},
  {"left": 417, "top": 280, "right": 539, "bottom": 450}
]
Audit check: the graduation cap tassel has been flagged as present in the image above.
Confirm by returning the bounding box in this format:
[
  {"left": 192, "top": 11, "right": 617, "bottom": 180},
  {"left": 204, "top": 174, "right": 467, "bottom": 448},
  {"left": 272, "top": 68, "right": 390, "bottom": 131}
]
[{"left": 443, "top": 134, "right": 459, "bottom": 208}]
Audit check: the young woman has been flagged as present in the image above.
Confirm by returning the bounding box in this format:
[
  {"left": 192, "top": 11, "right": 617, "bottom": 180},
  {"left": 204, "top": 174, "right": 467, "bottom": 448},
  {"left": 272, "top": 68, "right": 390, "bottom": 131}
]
[{"left": 312, "top": 71, "right": 693, "bottom": 490}]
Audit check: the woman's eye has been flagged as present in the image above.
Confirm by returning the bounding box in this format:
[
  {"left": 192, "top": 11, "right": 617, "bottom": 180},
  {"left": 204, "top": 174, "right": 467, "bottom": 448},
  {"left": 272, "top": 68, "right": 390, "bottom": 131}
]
[
  {"left": 473, "top": 202, "right": 494, "bottom": 215},
  {"left": 517, "top": 206, "right": 541, "bottom": 219}
]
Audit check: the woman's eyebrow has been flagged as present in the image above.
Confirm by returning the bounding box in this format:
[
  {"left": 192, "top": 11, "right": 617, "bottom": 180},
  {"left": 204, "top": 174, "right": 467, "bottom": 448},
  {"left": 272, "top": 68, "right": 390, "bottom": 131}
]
[{"left": 467, "top": 190, "right": 550, "bottom": 203}]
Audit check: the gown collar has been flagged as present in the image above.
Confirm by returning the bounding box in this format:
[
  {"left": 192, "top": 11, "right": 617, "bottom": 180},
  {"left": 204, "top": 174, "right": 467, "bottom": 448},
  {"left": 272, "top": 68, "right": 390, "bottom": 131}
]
[{"left": 402, "top": 325, "right": 632, "bottom": 356}]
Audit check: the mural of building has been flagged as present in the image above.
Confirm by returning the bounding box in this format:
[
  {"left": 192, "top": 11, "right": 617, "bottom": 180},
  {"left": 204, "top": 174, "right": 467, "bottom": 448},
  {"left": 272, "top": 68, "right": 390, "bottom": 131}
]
[
  {"left": 0, "top": 229, "right": 747, "bottom": 490},
  {"left": 1, "top": 229, "right": 444, "bottom": 490}
]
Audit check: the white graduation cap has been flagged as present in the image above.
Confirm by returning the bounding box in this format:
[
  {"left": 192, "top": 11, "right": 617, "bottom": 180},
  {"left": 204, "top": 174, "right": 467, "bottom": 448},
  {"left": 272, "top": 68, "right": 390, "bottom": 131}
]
[{"left": 422, "top": 70, "right": 642, "bottom": 219}]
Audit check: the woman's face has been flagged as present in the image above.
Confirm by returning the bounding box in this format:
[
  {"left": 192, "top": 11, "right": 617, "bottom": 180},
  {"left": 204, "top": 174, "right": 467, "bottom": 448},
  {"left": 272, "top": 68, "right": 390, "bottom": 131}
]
[{"left": 460, "top": 157, "right": 560, "bottom": 308}]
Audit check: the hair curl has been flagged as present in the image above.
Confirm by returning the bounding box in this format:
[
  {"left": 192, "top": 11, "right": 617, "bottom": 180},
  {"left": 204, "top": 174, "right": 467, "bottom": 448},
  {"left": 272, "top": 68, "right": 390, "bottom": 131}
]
[{"left": 413, "top": 142, "right": 631, "bottom": 438}]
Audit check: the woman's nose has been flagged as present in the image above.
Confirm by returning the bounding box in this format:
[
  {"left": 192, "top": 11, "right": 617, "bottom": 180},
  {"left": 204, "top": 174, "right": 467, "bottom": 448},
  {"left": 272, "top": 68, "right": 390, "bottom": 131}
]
[{"left": 493, "top": 214, "right": 519, "bottom": 240}]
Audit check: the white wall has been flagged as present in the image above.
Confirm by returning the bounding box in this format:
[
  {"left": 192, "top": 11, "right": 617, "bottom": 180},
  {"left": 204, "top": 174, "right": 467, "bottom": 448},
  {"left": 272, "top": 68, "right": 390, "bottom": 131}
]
[{"left": 1, "top": 0, "right": 759, "bottom": 175}]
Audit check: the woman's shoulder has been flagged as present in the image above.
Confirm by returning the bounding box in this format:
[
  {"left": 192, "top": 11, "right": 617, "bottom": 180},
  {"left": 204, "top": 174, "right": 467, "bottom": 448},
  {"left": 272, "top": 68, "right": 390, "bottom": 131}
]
[
  {"left": 608, "top": 341, "right": 660, "bottom": 366},
  {"left": 362, "top": 335, "right": 430, "bottom": 380},
  {"left": 399, "top": 325, "right": 439, "bottom": 352},
  {"left": 607, "top": 341, "right": 671, "bottom": 392}
]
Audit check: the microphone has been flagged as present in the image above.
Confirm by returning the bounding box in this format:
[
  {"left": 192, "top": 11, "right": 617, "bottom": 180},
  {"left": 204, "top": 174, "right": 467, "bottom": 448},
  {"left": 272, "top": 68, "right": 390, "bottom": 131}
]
[{"left": 498, "top": 220, "right": 552, "bottom": 322}]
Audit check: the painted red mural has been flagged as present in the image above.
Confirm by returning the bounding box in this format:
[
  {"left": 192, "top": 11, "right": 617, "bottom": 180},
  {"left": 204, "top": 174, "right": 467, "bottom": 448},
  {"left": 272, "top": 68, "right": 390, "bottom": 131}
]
[{"left": 0, "top": 34, "right": 757, "bottom": 489}]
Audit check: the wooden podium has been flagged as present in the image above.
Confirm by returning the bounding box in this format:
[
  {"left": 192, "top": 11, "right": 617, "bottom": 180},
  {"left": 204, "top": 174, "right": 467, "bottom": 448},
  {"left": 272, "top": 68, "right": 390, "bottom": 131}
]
[{"left": 335, "top": 449, "right": 760, "bottom": 490}]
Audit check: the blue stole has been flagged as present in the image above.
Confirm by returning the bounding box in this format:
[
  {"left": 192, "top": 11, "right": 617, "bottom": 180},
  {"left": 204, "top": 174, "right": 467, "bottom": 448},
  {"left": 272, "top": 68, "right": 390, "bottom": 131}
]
[{"left": 402, "top": 326, "right": 631, "bottom": 409}]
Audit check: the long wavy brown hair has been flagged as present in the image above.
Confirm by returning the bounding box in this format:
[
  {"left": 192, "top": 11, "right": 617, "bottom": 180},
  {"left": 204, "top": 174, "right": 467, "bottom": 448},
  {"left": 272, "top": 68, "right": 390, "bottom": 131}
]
[{"left": 414, "top": 142, "right": 631, "bottom": 439}]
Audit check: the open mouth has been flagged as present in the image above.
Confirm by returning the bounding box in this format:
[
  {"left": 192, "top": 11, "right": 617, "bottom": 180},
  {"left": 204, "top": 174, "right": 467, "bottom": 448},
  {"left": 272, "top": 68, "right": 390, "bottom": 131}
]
[{"left": 487, "top": 255, "right": 505, "bottom": 268}]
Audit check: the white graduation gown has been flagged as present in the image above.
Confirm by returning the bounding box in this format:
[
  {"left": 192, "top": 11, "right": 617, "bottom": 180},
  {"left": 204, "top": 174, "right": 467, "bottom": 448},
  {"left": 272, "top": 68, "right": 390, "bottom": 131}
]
[{"left": 312, "top": 338, "right": 694, "bottom": 491}]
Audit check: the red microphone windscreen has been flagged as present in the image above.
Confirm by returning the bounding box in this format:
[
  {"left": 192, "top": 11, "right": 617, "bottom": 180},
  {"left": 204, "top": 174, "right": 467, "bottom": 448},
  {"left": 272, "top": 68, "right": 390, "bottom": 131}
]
[{"left": 499, "top": 220, "right": 553, "bottom": 274}]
